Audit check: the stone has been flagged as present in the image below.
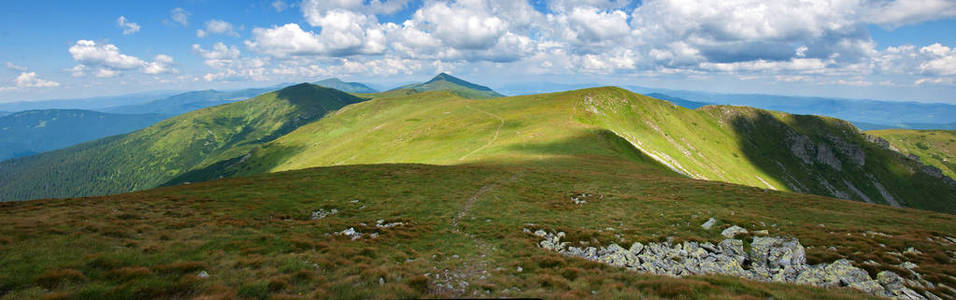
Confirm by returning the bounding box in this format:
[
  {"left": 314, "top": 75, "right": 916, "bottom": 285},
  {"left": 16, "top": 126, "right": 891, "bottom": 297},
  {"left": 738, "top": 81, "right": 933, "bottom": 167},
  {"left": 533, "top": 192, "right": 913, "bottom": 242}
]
[
  {"left": 824, "top": 259, "right": 871, "bottom": 286},
  {"left": 721, "top": 226, "right": 748, "bottom": 238},
  {"left": 629, "top": 242, "right": 645, "bottom": 255},
  {"left": 311, "top": 208, "right": 339, "bottom": 220},
  {"left": 877, "top": 271, "right": 905, "bottom": 292},
  {"left": 848, "top": 280, "right": 888, "bottom": 296},
  {"left": 701, "top": 218, "right": 717, "bottom": 230},
  {"left": 750, "top": 236, "right": 806, "bottom": 270},
  {"left": 197, "top": 270, "right": 210, "bottom": 279}
]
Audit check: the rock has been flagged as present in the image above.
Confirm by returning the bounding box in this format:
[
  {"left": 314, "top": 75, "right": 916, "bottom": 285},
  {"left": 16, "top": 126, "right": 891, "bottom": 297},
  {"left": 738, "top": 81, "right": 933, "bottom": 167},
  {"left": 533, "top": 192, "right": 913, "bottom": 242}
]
[
  {"left": 629, "top": 242, "right": 644, "bottom": 255},
  {"left": 824, "top": 259, "right": 871, "bottom": 286},
  {"left": 753, "top": 230, "right": 769, "bottom": 235},
  {"left": 795, "top": 265, "right": 832, "bottom": 286},
  {"left": 516, "top": 266, "right": 523, "bottom": 273},
  {"left": 701, "top": 218, "right": 717, "bottom": 230},
  {"left": 924, "top": 291, "right": 942, "bottom": 300},
  {"left": 904, "top": 247, "right": 923, "bottom": 255},
  {"left": 721, "top": 226, "right": 748, "bottom": 238},
  {"left": 877, "top": 271, "right": 905, "bottom": 292},
  {"left": 337, "top": 227, "right": 363, "bottom": 240},
  {"left": 900, "top": 261, "right": 918, "bottom": 269},
  {"left": 848, "top": 280, "right": 889, "bottom": 297},
  {"left": 311, "top": 208, "right": 339, "bottom": 220},
  {"left": 197, "top": 270, "right": 210, "bottom": 279}
]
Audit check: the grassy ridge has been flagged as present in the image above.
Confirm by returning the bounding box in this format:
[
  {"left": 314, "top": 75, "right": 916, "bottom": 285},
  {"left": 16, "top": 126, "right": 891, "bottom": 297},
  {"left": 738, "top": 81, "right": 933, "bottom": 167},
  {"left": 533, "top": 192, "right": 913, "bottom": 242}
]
[
  {"left": 192, "top": 87, "right": 954, "bottom": 212},
  {"left": 1, "top": 161, "right": 952, "bottom": 298},
  {"left": 0, "top": 84, "right": 364, "bottom": 201},
  {"left": 867, "top": 129, "right": 956, "bottom": 179}
]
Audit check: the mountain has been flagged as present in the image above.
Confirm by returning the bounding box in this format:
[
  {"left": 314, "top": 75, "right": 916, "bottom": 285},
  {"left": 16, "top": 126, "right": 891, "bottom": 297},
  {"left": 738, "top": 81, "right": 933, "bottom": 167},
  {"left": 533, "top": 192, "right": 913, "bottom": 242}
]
[
  {"left": 854, "top": 121, "right": 956, "bottom": 131},
  {"left": 867, "top": 129, "right": 956, "bottom": 180},
  {"left": 0, "top": 154, "right": 952, "bottom": 298},
  {"left": 0, "top": 111, "right": 9, "bottom": 117},
  {"left": 313, "top": 78, "right": 378, "bottom": 93},
  {"left": 389, "top": 73, "right": 505, "bottom": 99},
  {"left": 0, "top": 90, "right": 179, "bottom": 112},
  {"left": 0, "top": 84, "right": 364, "bottom": 201},
  {"left": 625, "top": 87, "right": 956, "bottom": 129},
  {"left": 646, "top": 93, "right": 710, "bottom": 109},
  {"left": 172, "top": 87, "right": 953, "bottom": 213},
  {"left": 0, "top": 109, "right": 166, "bottom": 161},
  {"left": 104, "top": 87, "right": 274, "bottom": 116}
]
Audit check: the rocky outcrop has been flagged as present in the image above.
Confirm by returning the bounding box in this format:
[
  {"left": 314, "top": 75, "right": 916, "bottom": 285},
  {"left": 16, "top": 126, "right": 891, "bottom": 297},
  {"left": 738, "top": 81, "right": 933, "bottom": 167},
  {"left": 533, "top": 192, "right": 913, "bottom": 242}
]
[{"left": 531, "top": 229, "right": 928, "bottom": 299}]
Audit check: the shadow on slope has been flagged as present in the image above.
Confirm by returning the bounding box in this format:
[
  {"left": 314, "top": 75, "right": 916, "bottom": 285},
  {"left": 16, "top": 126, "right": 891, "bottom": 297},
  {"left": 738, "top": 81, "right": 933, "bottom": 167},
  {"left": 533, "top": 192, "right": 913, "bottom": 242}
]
[{"left": 724, "top": 108, "right": 956, "bottom": 213}]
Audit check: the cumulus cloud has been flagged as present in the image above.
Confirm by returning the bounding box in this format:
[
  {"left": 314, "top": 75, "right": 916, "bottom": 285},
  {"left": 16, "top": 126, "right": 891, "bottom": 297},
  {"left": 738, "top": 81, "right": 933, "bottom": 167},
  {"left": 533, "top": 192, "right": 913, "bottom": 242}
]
[
  {"left": 1, "top": 72, "right": 60, "bottom": 91},
  {"left": 301, "top": 0, "right": 410, "bottom": 18},
  {"left": 116, "top": 16, "right": 141, "bottom": 35},
  {"left": 193, "top": 42, "right": 241, "bottom": 68},
  {"left": 245, "top": 24, "right": 325, "bottom": 56},
  {"left": 68, "top": 40, "right": 175, "bottom": 76},
  {"left": 197, "top": 19, "right": 239, "bottom": 38},
  {"left": 865, "top": 0, "right": 956, "bottom": 28},
  {"left": 168, "top": 8, "right": 189, "bottom": 26}
]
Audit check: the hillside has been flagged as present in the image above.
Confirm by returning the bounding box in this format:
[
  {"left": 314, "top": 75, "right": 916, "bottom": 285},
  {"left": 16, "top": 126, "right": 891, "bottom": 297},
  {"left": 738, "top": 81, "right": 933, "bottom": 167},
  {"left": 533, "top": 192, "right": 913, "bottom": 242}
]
[
  {"left": 867, "top": 130, "right": 956, "bottom": 180},
  {"left": 182, "top": 87, "right": 955, "bottom": 213},
  {"left": 0, "top": 84, "right": 364, "bottom": 201},
  {"left": 1, "top": 160, "right": 953, "bottom": 298},
  {"left": 105, "top": 88, "right": 274, "bottom": 116},
  {"left": 628, "top": 87, "right": 956, "bottom": 129},
  {"left": 313, "top": 78, "right": 378, "bottom": 93},
  {"left": 389, "top": 73, "right": 504, "bottom": 99},
  {"left": 0, "top": 109, "right": 166, "bottom": 161}
]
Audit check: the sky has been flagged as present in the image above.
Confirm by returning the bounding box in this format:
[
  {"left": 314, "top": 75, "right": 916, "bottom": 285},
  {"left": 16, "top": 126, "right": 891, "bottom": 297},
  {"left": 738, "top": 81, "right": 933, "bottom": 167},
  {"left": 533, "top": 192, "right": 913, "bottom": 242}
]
[{"left": 1, "top": 0, "right": 956, "bottom": 104}]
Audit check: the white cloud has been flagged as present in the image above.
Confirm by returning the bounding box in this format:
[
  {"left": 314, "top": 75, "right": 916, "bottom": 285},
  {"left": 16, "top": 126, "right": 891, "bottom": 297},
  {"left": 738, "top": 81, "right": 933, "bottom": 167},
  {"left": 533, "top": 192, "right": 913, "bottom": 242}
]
[
  {"left": 564, "top": 7, "right": 630, "bottom": 43},
  {"left": 68, "top": 40, "right": 175, "bottom": 76},
  {"left": 197, "top": 19, "right": 239, "bottom": 38},
  {"left": 919, "top": 43, "right": 956, "bottom": 76},
  {"left": 7, "top": 72, "right": 60, "bottom": 89},
  {"left": 193, "top": 42, "right": 241, "bottom": 68},
  {"left": 272, "top": 0, "right": 288, "bottom": 12},
  {"left": 865, "top": 0, "right": 956, "bottom": 28},
  {"left": 116, "top": 16, "right": 141, "bottom": 35},
  {"left": 4, "top": 62, "right": 27, "bottom": 71},
  {"left": 168, "top": 8, "right": 189, "bottom": 27},
  {"left": 301, "top": 0, "right": 410, "bottom": 18},
  {"left": 245, "top": 23, "right": 325, "bottom": 56}
]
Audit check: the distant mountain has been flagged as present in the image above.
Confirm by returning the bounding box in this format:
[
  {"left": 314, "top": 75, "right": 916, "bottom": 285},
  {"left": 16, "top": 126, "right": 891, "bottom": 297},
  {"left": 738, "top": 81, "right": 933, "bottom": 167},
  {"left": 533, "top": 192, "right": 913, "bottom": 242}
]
[
  {"left": 0, "top": 111, "right": 9, "bottom": 117},
  {"left": 646, "top": 93, "right": 710, "bottom": 109},
  {"left": 0, "top": 91, "right": 179, "bottom": 112},
  {"left": 104, "top": 87, "right": 274, "bottom": 116},
  {"left": 0, "top": 109, "right": 166, "bottom": 161},
  {"left": 0, "top": 84, "right": 365, "bottom": 201},
  {"left": 313, "top": 78, "right": 378, "bottom": 93},
  {"left": 389, "top": 73, "right": 504, "bottom": 99},
  {"left": 626, "top": 87, "right": 956, "bottom": 129}
]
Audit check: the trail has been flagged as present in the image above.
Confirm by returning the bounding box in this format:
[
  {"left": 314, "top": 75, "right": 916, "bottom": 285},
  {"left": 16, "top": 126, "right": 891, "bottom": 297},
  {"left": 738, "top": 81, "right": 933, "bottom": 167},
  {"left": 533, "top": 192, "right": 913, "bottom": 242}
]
[
  {"left": 430, "top": 173, "right": 521, "bottom": 297},
  {"left": 458, "top": 106, "right": 504, "bottom": 161}
]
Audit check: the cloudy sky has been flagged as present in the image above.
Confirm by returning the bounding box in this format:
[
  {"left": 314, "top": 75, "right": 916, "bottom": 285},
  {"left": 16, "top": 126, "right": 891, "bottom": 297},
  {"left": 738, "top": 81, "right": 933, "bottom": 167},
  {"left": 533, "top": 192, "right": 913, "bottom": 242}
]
[{"left": 1, "top": 0, "right": 956, "bottom": 103}]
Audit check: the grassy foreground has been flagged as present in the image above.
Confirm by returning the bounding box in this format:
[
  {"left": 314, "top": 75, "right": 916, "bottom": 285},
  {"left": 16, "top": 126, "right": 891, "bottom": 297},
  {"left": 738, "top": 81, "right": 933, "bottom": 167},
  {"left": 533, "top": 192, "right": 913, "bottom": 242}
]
[{"left": 1, "top": 157, "right": 953, "bottom": 299}]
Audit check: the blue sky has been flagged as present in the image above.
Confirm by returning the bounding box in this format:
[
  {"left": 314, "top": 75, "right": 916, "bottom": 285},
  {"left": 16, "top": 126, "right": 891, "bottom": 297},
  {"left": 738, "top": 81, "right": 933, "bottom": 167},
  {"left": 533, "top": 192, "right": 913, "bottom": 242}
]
[{"left": 1, "top": 0, "right": 956, "bottom": 104}]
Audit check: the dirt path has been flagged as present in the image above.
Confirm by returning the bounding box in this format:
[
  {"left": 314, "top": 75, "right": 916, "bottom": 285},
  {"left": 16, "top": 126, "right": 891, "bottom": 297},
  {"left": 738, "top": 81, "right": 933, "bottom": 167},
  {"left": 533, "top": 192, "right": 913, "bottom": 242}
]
[{"left": 459, "top": 106, "right": 504, "bottom": 161}]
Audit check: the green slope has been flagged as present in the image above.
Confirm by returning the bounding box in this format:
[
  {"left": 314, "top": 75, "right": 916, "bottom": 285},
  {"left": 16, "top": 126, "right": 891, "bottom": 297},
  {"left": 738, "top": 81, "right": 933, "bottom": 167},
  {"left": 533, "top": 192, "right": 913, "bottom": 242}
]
[
  {"left": 191, "top": 87, "right": 953, "bottom": 212},
  {"left": 313, "top": 78, "right": 378, "bottom": 93},
  {"left": 0, "top": 109, "right": 166, "bottom": 161},
  {"left": 867, "top": 129, "right": 956, "bottom": 180},
  {"left": 389, "top": 73, "right": 504, "bottom": 99},
  {"left": 1, "top": 161, "right": 953, "bottom": 298},
  {"left": 0, "top": 84, "right": 364, "bottom": 201}
]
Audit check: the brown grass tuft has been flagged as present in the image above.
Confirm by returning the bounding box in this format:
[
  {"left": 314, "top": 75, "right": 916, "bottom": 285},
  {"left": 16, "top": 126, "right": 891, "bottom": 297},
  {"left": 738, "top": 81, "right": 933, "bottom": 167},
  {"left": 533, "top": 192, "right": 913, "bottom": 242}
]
[{"left": 35, "top": 269, "right": 86, "bottom": 289}]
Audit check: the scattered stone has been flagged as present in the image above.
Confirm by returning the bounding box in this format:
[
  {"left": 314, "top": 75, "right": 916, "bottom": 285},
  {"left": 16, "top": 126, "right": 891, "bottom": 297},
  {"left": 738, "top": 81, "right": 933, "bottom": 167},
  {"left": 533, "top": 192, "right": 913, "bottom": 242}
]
[
  {"left": 197, "top": 270, "right": 210, "bottom": 279},
  {"left": 754, "top": 230, "right": 769, "bottom": 235},
  {"left": 904, "top": 247, "right": 923, "bottom": 255},
  {"left": 531, "top": 229, "right": 931, "bottom": 300},
  {"left": 701, "top": 218, "right": 717, "bottom": 230},
  {"left": 721, "top": 226, "right": 748, "bottom": 238},
  {"left": 379, "top": 277, "right": 385, "bottom": 286},
  {"left": 336, "top": 227, "right": 363, "bottom": 240},
  {"left": 311, "top": 208, "right": 339, "bottom": 220},
  {"left": 376, "top": 219, "right": 404, "bottom": 229},
  {"left": 900, "top": 261, "right": 918, "bottom": 269},
  {"left": 516, "top": 266, "right": 523, "bottom": 273}
]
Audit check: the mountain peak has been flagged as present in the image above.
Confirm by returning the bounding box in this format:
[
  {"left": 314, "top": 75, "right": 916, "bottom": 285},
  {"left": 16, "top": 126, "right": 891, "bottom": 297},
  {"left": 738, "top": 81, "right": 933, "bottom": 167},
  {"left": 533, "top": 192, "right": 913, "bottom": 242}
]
[
  {"left": 424, "top": 73, "right": 493, "bottom": 92},
  {"left": 312, "top": 78, "right": 378, "bottom": 93}
]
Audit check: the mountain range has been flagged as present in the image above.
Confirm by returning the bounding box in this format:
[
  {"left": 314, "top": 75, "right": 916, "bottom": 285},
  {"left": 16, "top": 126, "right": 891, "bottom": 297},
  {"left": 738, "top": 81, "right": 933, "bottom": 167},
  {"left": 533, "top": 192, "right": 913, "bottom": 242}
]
[
  {"left": 313, "top": 78, "right": 378, "bottom": 93},
  {"left": 0, "top": 74, "right": 953, "bottom": 299}
]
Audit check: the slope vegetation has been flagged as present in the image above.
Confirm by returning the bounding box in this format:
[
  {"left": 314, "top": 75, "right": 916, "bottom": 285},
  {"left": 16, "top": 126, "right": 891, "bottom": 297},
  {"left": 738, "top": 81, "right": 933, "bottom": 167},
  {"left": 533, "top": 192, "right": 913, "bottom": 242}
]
[
  {"left": 0, "top": 109, "right": 166, "bottom": 161},
  {"left": 313, "top": 78, "right": 378, "bottom": 93},
  {"left": 1, "top": 161, "right": 953, "bottom": 298},
  {"left": 0, "top": 84, "right": 364, "bottom": 201},
  {"left": 867, "top": 129, "right": 956, "bottom": 179},
  {"left": 390, "top": 73, "right": 504, "bottom": 99},
  {"left": 191, "top": 87, "right": 954, "bottom": 212}
]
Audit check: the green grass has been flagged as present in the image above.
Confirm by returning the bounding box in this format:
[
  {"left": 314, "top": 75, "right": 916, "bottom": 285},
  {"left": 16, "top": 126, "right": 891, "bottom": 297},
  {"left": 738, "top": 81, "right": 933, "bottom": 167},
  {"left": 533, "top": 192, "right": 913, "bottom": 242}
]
[
  {"left": 190, "top": 87, "right": 954, "bottom": 213},
  {"left": 867, "top": 129, "right": 956, "bottom": 179},
  {"left": 1, "top": 159, "right": 952, "bottom": 299},
  {"left": 0, "top": 84, "right": 365, "bottom": 202}
]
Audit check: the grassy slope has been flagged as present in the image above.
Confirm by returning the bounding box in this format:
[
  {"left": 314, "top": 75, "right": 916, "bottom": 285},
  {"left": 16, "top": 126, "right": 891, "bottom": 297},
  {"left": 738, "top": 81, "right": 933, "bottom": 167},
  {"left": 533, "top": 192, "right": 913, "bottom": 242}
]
[
  {"left": 198, "top": 87, "right": 954, "bottom": 212},
  {"left": 0, "top": 84, "right": 364, "bottom": 201},
  {"left": 868, "top": 129, "right": 956, "bottom": 179},
  {"left": 1, "top": 161, "right": 953, "bottom": 299}
]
